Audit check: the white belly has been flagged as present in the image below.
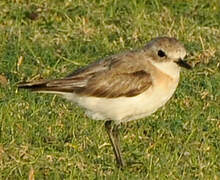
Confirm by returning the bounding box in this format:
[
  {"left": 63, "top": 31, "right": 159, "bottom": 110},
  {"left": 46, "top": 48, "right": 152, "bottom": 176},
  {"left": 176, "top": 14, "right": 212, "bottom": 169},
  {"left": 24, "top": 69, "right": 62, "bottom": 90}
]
[{"left": 62, "top": 77, "right": 179, "bottom": 124}]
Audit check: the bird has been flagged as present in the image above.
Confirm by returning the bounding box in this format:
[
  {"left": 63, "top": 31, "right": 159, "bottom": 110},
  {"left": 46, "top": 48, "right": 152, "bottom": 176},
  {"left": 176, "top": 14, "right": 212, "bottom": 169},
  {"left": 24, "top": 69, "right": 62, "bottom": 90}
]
[{"left": 18, "top": 37, "right": 192, "bottom": 168}]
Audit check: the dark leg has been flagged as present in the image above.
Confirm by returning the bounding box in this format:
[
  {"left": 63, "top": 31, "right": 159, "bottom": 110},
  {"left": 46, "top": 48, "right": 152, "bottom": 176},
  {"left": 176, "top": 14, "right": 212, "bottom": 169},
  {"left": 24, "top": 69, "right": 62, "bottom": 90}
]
[{"left": 105, "top": 120, "right": 125, "bottom": 167}]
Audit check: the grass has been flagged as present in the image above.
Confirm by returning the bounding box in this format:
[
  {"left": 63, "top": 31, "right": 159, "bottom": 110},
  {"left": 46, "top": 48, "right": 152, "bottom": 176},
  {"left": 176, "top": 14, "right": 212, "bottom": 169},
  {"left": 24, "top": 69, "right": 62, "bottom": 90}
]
[{"left": 0, "top": 0, "right": 219, "bottom": 179}]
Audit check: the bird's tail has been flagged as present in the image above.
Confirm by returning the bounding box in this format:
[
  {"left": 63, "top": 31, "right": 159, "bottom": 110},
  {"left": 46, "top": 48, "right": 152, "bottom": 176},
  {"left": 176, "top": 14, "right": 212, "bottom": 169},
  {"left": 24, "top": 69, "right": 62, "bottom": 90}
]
[
  {"left": 18, "top": 80, "right": 52, "bottom": 92},
  {"left": 18, "top": 78, "right": 84, "bottom": 93}
]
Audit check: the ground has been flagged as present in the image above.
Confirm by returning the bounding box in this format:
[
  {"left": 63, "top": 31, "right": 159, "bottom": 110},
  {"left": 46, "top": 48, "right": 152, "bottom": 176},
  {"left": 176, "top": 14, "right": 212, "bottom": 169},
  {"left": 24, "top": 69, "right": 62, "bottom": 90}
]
[{"left": 0, "top": 0, "right": 219, "bottom": 179}]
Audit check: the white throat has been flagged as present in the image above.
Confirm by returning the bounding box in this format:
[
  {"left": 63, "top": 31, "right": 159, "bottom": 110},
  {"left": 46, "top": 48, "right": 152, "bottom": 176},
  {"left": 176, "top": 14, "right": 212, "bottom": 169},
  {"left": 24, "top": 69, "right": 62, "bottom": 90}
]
[{"left": 150, "top": 60, "right": 180, "bottom": 79}]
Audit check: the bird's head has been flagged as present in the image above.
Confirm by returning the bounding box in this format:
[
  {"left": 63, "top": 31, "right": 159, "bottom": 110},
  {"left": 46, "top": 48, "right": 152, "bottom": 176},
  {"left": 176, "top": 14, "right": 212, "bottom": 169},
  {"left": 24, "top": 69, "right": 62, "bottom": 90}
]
[{"left": 145, "top": 37, "right": 192, "bottom": 69}]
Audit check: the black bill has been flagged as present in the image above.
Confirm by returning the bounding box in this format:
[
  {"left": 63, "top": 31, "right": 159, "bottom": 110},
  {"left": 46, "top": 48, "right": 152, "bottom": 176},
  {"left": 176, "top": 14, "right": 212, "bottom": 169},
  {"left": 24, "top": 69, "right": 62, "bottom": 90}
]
[{"left": 176, "top": 59, "right": 192, "bottom": 70}]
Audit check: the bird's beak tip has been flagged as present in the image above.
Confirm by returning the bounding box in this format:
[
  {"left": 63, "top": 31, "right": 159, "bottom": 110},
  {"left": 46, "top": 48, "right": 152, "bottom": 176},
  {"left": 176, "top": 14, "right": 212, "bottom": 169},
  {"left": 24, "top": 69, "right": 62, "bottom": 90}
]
[{"left": 176, "top": 59, "right": 192, "bottom": 70}]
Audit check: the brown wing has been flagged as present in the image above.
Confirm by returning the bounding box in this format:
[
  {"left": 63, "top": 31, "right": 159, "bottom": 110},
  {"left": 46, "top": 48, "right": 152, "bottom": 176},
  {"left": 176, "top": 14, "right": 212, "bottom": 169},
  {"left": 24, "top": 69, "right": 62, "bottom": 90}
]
[
  {"left": 76, "top": 69, "right": 152, "bottom": 98},
  {"left": 19, "top": 51, "right": 152, "bottom": 98}
]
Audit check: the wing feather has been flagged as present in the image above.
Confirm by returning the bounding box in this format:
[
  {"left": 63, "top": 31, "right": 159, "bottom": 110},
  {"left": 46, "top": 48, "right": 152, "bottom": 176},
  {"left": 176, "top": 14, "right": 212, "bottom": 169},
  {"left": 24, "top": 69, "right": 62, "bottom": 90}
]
[{"left": 19, "top": 51, "right": 152, "bottom": 98}]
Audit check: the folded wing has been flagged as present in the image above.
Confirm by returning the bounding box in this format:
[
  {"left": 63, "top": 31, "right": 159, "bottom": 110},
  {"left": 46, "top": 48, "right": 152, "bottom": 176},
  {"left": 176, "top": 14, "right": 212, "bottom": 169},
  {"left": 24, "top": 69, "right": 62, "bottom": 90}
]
[{"left": 19, "top": 52, "right": 152, "bottom": 98}]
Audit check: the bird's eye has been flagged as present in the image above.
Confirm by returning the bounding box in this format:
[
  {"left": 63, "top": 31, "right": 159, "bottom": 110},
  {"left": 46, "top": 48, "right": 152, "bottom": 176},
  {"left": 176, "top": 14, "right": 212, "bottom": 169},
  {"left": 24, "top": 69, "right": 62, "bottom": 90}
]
[{"left": 158, "top": 50, "right": 166, "bottom": 57}]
